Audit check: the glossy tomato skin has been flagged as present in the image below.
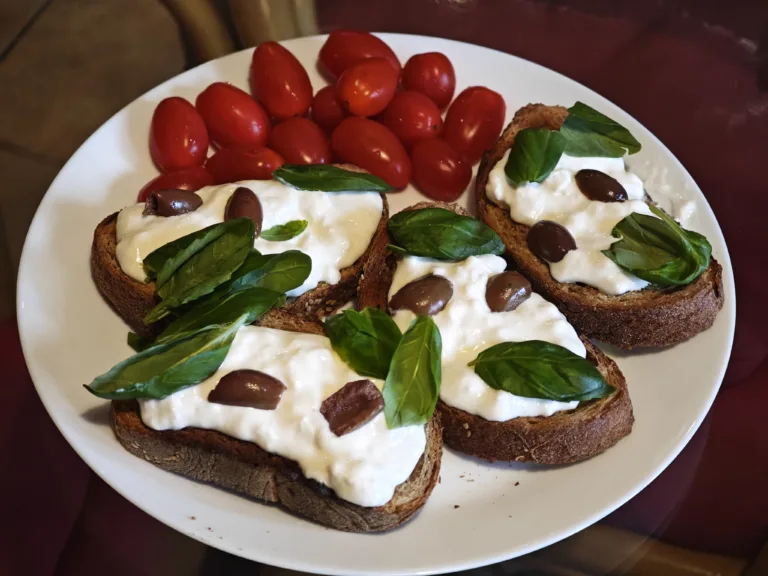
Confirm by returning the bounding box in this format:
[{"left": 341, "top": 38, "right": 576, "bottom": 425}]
[
  {"left": 336, "top": 58, "right": 398, "bottom": 117},
  {"left": 331, "top": 117, "right": 411, "bottom": 189},
  {"left": 442, "top": 86, "right": 506, "bottom": 165},
  {"left": 195, "top": 83, "right": 270, "bottom": 149},
  {"left": 401, "top": 52, "right": 456, "bottom": 110},
  {"left": 149, "top": 97, "right": 209, "bottom": 172},
  {"left": 269, "top": 118, "right": 331, "bottom": 165},
  {"left": 378, "top": 91, "right": 443, "bottom": 148},
  {"left": 311, "top": 86, "right": 347, "bottom": 133},
  {"left": 137, "top": 166, "right": 214, "bottom": 202},
  {"left": 205, "top": 147, "right": 285, "bottom": 184},
  {"left": 319, "top": 30, "right": 400, "bottom": 78},
  {"left": 249, "top": 42, "right": 312, "bottom": 120},
  {"left": 411, "top": 138, "right": 471, "bottom": 202}
]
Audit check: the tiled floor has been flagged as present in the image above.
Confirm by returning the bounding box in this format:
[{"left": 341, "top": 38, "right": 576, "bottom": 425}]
[{"left": 0, "top": 0, "right": 187, "bottom": 321}]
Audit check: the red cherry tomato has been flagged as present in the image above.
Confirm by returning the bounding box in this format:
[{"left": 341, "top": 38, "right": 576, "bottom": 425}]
[
  {"left": 411, "top": 138, "right": 471, "bottom": 202},
  {"left": 311, "top": 86, "right": 347, "bottom": 133},
  {"left": 269, "top": 118, "right": 331, "bottom": 165},
  {"left": 205, "top": 147, "right": 285, "bottom": 183},
  {"left": 401, "top": 52, "right": 456, "bottom": 110},
  {"left": 137, "top": 166, "right": 214, "bottom": 202},
  {"left": 442, "top": 86, "right": 506, "bottom": 165},
  {"left": 331, "top": 117, "right": 411, "bottom": 189},
  {"left": 319, "top": 30, "right": 400, "bottom": 78},
  {"left": 378, "top": 91, "right": 443, "bottom": 149},
  {"left": 149, "top": 97, "right": 209, "bottom": 173},
  {"left": 195, "top": 83, "right": 270, "bottom": 149},
  {"left": 336, "top": 58, "right": 398, "bottom": 117},
  {"left": 249, "top": 42, "right": 312, "bottom": 120}
]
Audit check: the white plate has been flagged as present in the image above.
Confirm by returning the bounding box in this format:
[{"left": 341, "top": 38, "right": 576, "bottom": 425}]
[{"left": 17, "top": 34, "right": 735, "bottom": 575}]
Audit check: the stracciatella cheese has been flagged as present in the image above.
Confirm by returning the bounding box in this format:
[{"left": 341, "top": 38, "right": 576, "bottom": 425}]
[
  {"left": 389, "top": 255, "right": 584, "bottom": 422},
  {"left": 486, "top": 152, "right": 654, "bottom": 295},
  {"left": 139, "top": 326, "right": 426, "bottom": 507},
  {"left": 115, "top": 180, "right": 383, "bottom": 297}
]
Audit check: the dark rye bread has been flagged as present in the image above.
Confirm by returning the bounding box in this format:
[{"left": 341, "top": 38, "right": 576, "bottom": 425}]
[
  {"left": 91, "top": 185, "right": 389, "bottom": 339},
  {"left": 357, "top": 201, "right": 633, "bottom": 464},
  {"left": 437, "top": 337, "right": 631, "bottom": 464},
  {"left": 475, "top": 104, "right": 724, "bottom": 350},
  {"left": 111, "top": 313, "right": 443, "bottom": 532}
]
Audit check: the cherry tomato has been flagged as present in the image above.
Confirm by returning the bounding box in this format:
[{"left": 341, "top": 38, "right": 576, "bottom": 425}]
[
  {"left": 401, "top": 52, "right": 456, "bottom": 110},
  {"left": 311, "top": 86, "right": 347, "bottom": 133},
  {"left": 269, "top": 118, "right": 331, "bottom": 165},
  {"left": 378, "top": 91, "right": 443, "bottom": 149},
  {"left": 195, "top": 82, "right": 270, "bottom": 149},
  {"left": 336, "top": 58, "right": 398, "bottom": 117},
  {"left": 137, "top": 166, "right": 214, "bottom": 202},
  {"left": 331, "top": 117, "right": 411, "bottom": 188},
  {"left": 411, "top": 138, "right": 471, "bottom": 201},
  {"left": 205, "top": 147, "right": 285, "bottom": 183},
  {"left": 319, "top": 30, "right": 400, "bottom": 78},
  {"left": 149, "top": 97, "right": 209, "bottom": 173},
  {"left": 442, "top": 86, "right": 506, "bottom": 165},
  {"left": 249, "top": 42, "right": 312, "bottom": 120}
]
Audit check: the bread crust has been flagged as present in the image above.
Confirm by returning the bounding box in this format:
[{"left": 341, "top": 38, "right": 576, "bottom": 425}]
[
  {"left": 357, "top": 200, "right": 633, "bottom": 464},
  {"left": 475, "top": 104, "right": 724, "bottom": 350},
  {"left": 91, "top": 187, "right": 389, "bottom": 339},
  {"left": 111, "top": 316, "right": 442, "bottom": 532}
]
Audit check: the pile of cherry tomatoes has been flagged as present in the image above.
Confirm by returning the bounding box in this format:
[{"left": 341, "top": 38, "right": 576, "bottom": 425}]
[{"left": 140, "top": 31, "right": 506, "bottom": 203}]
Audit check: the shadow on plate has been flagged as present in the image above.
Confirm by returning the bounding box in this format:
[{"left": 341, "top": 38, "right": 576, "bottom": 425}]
[
  {"left": 81, "top": 402, "right": 111, "bottom": 426},
  {"left": 596, "top": 340, "right": 677, "bottom": 359},
  {"left": 445, "top": 445, "right": 577, "bottom": 473}
]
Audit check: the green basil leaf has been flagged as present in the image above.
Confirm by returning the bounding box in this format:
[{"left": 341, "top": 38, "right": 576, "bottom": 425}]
[
  {"left": 144, "top": 218, "right": 255, "bottom": 324},
  {"left": 504, "top": 128, "right": 565, "bottom": 186},
  {"left": 388, "top": 208, "right": 505, "bottom": 260},
  {"left": 387, "top": 244, "right": 408, "bottom": 256},
  {"left": 127, "top": 332, "right": 151, "bottom": 353},
  {"left": 144, "top": 220, "right": 242, "bottom": 288},
  {"left": 687, "top": 229, "right": 713, "bottom": 265},
  {"left": 468, "top": 340, "right": 613, "bottom": 402},
  {"left": 325, "top": 308, "right": 403, "bottom": 379},
  {"left": 224, "top": 249, "right": 312, "bottom": 294},
  {"left": 154, "top": 287, "right": 285, "bottom": 346},
  {"left": 260, "top": 220, "right": 308, "bottom": 242},
  {"left": 143, "top": 233, "right": 199, "bottom": 283},
  {"left": 220, "top": 250, "right": 271, "bottom": 291},
  {"left": 143, "top": 229, "right": 206, "bottom": 283},
  {"left": 383, "top": 316, "right": 441, "bottom": 429},
  {"left": 273, "top": 164, "right": 392, "bottom": 192},
  {"left": 560, "top": 102, "right": 642, "bottom": 158},
  {"left": 602, "top": 205, "right": 711, "bottom": 286},
  {"left": 85, "top": 314, "right": 248, "bottom": 400}
]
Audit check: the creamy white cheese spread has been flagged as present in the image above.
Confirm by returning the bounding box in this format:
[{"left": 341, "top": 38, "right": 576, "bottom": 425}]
[
  {"left": 115, "top": 180, "right": 383, "bottom": 297},
  {"left": 487, "top": 152, "right": 654, "bottom": 295},
  {"left": 139, "top": 325, "right": 426, "bottom": 507},
  {"left": 389, "top": 255, "right": 584, "bottom": 422}
]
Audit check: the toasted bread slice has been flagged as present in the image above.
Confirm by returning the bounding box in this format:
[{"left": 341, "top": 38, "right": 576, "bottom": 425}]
[
  {"left": 358, "top": 200, "right": 633, "bottom": 464},
  {"left": 91, "top": 185, "right": 389, "bottom": 338},
  {"left": 475, "top": 104, "right": 724, "bottom": 349},
  {"left": 111, "top": 313, "right": 442, "bottom": 532},
  {"left": 435, "top": 336, "right": 631, "bottom": 464}
]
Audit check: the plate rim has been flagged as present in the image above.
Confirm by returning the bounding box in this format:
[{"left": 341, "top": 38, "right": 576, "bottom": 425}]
[{"left": 16, "top": 32, "right": 736, "bottom": 576}]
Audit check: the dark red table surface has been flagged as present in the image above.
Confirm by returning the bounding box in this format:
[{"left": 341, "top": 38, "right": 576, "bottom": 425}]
[{"left": 2, "top": 1, "right": 767, "bottom": 574}]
